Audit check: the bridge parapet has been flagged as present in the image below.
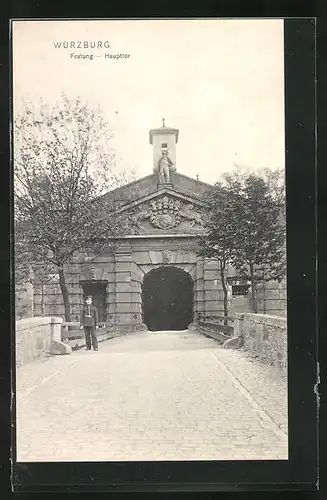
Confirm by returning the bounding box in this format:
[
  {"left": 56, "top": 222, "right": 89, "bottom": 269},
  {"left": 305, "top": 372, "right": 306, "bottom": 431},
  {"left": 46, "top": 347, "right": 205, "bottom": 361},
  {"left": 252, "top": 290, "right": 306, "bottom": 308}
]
[
  {"left": 234, "top": 313, "right": 287, "bottom": 374},
  {"left": 16, "top": 316, "right": 71, "bottom": 367}
]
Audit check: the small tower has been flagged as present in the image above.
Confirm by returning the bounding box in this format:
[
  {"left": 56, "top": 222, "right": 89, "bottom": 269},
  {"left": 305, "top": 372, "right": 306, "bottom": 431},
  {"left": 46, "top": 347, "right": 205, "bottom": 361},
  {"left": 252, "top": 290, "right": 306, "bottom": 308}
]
[{"left": 149, "top": 119, "right": 179, "bottom": 174}]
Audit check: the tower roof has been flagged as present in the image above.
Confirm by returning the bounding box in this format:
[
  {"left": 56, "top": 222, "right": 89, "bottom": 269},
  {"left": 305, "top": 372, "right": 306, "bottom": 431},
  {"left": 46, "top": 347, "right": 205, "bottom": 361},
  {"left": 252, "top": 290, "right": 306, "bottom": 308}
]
[{"left": 149, "top": 124, "right": 179, "bottom": 144}]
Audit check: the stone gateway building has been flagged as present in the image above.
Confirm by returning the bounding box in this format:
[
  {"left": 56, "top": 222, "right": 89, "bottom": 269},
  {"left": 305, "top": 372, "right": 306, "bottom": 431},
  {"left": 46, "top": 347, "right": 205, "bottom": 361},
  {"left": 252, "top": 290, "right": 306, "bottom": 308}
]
[{"left": 31, "top": 123, "right": 287, "bottom": 328}]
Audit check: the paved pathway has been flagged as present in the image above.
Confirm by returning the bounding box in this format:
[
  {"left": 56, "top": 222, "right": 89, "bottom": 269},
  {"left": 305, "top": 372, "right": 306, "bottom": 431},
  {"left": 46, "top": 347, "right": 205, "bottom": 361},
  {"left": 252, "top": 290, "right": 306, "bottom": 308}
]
[{"left": 16, "top": 330, "right": 288, "bottom": 462}]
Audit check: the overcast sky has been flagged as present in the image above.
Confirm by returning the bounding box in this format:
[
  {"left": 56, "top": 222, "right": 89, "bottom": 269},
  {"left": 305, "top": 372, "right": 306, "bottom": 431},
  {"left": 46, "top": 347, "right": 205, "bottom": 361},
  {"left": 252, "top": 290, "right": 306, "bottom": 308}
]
[{"left": 13, "top": 19, "right": 285, "bottom": 184}]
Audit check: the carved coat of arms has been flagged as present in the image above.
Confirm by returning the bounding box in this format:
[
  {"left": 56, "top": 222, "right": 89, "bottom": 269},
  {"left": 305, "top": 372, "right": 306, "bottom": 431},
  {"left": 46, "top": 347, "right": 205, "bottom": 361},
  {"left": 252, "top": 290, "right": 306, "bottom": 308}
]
[
  {"left": 149, "top": 196, "right": 181, "bottom": 229},
  {"left": 129, "top": 196, "right": 204, "bottom": 231}
]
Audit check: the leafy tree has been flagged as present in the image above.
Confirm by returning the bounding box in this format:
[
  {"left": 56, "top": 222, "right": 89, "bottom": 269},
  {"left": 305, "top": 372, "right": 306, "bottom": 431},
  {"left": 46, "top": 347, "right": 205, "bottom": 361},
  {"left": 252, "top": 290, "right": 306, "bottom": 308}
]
[
  {"left": 230, "top": 164, "right": 286, "bottom": 206},
  {"left": 14, "top": 95, "right": 135, "bottom": 321},
  {"left": 199, "top": 167, "right": 286, "bottom": 315},
  {"left": 230, "top": 173, "right": 286, "bottom": 312},
  {"left": 32, "top": 263, "right": 58, "bottom": 316},
  {"left": 260, "top": 167, "right": 286, "bottom": 205},
  {"left": 14, "top": 223, "right": 33, "bottom": 287},
  {"left": 197, "top": 182, "right": 244, "bottom": 320}
]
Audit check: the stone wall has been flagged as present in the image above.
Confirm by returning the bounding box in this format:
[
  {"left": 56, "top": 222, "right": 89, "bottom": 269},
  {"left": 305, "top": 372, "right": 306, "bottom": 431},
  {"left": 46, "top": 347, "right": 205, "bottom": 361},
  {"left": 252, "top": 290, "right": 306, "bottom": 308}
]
[
  {"left": 234, "top": 313, "right": 287, "bottom": 374},
  {"left": 15, "top": 316, "right": 63, "bottom": 367},
  {"left": 228, "top": 282, "right": 287, "bottom": 317},
  {"left": 34, "top": 238, "right": 225, "bottom": 331},
  {"left": 194, "top": 259, "right": 225, "bottom": 318},
  {"left": 256, "top": 280, "right": 287, "bottom": 317},
  {"left": 33, "top": 253, "right": 116, "bottom": 321},
  {"left": 32, "top": 246, "right": 287, "bottom": 331}
]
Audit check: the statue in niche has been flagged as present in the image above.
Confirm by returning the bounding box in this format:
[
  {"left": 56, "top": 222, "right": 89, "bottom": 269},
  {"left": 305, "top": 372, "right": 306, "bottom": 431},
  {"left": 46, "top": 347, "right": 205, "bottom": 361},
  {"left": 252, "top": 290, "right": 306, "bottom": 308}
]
[{"left": 157, "top": 150, "right": 174, "bottom": 184}]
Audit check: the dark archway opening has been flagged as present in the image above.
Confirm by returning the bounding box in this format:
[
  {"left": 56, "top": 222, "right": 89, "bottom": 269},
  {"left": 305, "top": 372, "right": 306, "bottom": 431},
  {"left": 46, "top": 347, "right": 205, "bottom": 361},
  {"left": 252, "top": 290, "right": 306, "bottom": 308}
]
[{"left": 142, "top": 266, "right": 193, "bottom": 331}]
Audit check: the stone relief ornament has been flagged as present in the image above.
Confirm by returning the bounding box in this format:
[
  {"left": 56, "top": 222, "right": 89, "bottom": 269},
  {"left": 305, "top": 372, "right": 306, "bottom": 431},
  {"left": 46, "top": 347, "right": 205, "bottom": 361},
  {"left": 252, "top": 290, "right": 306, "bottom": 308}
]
[
  {"left": 149, "top": 196, "right": 181, "bottom": 229},
  {"left": 129, "top": 206, "right": 152, "bottom": 231},
  {"left": 162, "top": 249, "right": 172, "bottom": 264},
  {"left": 129, "top": 197, "right": 204, "bottom": 231},
  {"left": 84, "top": 267, "right": 96, "bottom": 280},
  {"left": 179, "top": 204, "right": 204, "bottom": 227}
]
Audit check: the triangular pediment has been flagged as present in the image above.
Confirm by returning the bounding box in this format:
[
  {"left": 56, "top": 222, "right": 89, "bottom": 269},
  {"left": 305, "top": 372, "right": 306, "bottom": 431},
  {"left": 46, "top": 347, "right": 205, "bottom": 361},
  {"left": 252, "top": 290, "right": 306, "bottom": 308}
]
[
  {"left": 97, "top": 171, "right": 210, "bottom": 235},
  {"left": 118, "top": 186, "right": 205, "bottom": 213},
  {"left": 119, "top": 185, "right": 206, "bottom": 235}
]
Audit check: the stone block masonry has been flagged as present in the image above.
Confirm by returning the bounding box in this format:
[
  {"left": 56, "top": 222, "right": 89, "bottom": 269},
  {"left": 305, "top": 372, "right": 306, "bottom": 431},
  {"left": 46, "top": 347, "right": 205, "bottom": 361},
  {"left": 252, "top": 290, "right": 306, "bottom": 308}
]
[
  {"left": 234, "top": 313, "right": 287, "bottom": 374},
  {"left": 256, "top": 280, "right": 287, "bottom": 317}
]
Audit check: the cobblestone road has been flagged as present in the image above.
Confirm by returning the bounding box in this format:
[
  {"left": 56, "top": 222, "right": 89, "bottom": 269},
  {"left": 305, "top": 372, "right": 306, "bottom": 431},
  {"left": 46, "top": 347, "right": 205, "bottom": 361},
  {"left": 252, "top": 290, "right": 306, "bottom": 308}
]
[{"left": 16, "top": 330, "right": 288, "bottom": 461}]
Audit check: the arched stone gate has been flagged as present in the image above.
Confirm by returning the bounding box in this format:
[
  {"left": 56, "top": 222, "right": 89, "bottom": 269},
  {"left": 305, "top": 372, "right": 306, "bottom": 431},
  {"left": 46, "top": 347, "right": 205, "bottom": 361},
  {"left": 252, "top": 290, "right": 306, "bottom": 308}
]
[
  {"left": 32, "top": 122, "right": 287, "bottom": 321},
  {"left": 100, "top": 241, "right": 226, "bottom": 332}
]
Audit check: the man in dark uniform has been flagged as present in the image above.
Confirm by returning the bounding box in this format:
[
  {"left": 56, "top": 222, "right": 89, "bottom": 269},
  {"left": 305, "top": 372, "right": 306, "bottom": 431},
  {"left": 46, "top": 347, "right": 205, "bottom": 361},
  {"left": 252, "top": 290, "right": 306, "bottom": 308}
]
[{"left": 80, "top": 295, "right": 99, "bottom": 351}]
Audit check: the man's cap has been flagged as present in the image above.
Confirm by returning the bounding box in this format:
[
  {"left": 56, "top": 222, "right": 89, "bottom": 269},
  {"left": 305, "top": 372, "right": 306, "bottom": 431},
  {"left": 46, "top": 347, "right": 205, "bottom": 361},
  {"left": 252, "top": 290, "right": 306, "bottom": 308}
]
[{"left": 85, "top": 295, "right": 93, "bottom": 300}]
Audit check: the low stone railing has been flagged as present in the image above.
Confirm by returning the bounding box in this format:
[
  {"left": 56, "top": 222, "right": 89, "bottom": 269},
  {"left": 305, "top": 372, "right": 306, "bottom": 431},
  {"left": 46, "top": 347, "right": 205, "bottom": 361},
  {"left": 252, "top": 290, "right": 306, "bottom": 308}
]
[
  {"left": 15, "top": 317, "right": 71, "bottom": 367},
  {"left": 233, "top": 313, "right": 287, "bottom": 373}
]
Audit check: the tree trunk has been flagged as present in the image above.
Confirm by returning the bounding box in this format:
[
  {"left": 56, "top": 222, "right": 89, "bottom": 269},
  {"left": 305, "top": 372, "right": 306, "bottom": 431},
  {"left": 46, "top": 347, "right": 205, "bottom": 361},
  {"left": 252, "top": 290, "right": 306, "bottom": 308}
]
[
  {"left": 58, "top": 265, "right": 71, "bottom": 322},
  {"left": 41, "top": 283, "right": 44, "bottom": 315},
  {"left": 220, "top": 261, "right": 229, "bottom": 326},
  {"left": 250, "top": 263, "right": 258, "bottom": 313}
]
